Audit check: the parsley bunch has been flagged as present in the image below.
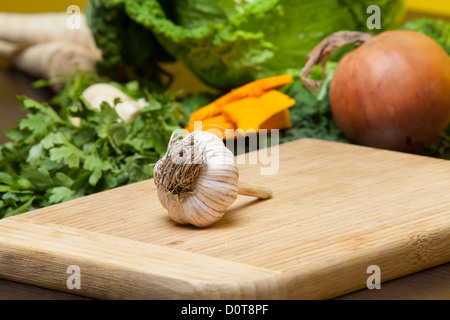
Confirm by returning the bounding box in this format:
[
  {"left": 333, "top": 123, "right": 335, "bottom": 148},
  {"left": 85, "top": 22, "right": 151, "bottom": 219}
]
[{"left": 0, "top": 74, "right": 184, "bottom": 219}]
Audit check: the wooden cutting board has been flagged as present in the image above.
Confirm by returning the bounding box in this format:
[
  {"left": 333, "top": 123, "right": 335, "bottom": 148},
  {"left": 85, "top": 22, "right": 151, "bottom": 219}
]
[{"left": 0, "top": 138, "right": 449, "bottom": 300}]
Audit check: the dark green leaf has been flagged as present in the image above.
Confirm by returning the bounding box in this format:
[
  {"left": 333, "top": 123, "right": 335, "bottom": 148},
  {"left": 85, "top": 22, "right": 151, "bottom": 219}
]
[
  {"left": 88, "top": 168, "right": 102, "bottom": 186},
  {"left": 54, "top": 172, "right": 74, "bottom": 188},
  {"left": 0, "top": 172, "right": 14, "bottom": 185},
  {"left": 23, "top": 166, "right": 54, "bottom": 189},
  {"left": 2, "top": 197, "right": 35, "bottom": 219}
]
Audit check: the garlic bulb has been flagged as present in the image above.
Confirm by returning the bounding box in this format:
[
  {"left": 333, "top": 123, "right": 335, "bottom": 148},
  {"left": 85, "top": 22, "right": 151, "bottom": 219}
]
[{"left": 153, "top": 130, "right": 272, "bottom": 227}]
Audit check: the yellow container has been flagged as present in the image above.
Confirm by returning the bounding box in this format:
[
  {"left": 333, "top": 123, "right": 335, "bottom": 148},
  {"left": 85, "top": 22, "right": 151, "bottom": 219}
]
[
  {"left": 1, "top": 0, "right": 450, "bottom": 17},
  {"left": 0, "top": 0, "right": 89, "bottom": 13},
  {"left": 406, "top": 0, "right": 450, "bottom": 17}
]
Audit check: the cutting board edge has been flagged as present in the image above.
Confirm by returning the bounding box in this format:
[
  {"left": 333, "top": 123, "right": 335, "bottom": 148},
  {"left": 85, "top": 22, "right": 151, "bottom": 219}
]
[
  {"left": 282, "top": 223, "right": 450, "bottom": 299},
  {"left": 0, "top": 217, "right": 287, "bottom": 300},
  {"left": 1, "top": 217, "right": 449, "bottom": 300}
]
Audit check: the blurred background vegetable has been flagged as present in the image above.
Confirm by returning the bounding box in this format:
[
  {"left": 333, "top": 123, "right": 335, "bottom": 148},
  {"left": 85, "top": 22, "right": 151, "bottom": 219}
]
[
  {"left": 301, "top": 29, "right": 450, "bottom": 153},
  {"left": 85, "top": 0, "right": 405, "bottom": 91},
  {"left": 0, "top": 12, "right": 101, "bottom": 86}
]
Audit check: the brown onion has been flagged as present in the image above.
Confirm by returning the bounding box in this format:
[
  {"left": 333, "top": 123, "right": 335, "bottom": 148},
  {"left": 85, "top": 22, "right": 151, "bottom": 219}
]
[{"left": 301, "top": 30, "right": 450, "bottom": 153}]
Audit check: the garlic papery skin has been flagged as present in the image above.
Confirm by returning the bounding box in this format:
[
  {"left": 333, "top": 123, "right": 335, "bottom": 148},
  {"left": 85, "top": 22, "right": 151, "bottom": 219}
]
[{"left": 154, "top": 130, "right": 239, "bottom": 227}]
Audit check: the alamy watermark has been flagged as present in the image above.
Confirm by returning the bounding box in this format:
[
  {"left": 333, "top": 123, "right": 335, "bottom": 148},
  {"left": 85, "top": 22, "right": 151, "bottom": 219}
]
[
  {"left": 66, "top": 265, "right": 81, "bottom": 289},
  {"left": 367, "top": 5, "right": 381, "bottom": 30},
  {"left": 366, "top": 265, "right": 381, "bottom": 289},
  {"left": 66, "top": 5, "right": 81, "bottom": 30}
]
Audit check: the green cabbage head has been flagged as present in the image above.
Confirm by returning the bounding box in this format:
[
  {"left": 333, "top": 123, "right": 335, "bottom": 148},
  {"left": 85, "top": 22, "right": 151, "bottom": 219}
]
[{"left": 86, "top": 0, "right": 405, "bottom": 90}]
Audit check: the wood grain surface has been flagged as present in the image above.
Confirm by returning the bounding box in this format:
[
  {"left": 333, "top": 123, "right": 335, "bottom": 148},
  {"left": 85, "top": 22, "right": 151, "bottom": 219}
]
[{"left": 0, "top": 138, "right": 449, "bottom": 299}]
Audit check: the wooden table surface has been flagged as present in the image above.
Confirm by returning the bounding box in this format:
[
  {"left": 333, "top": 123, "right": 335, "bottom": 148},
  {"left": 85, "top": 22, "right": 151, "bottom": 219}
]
[{"left": 0, "top": 67, "right": 449, "bottom": 300}]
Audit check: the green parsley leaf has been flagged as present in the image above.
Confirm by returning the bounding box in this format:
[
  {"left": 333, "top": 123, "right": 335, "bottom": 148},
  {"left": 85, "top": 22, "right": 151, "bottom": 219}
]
[
  {"left": 0, "top": 71, "right": 185, "bottom": 218},
  {"left": 47, "top": 187, "right": 76, "bottom": 205}
]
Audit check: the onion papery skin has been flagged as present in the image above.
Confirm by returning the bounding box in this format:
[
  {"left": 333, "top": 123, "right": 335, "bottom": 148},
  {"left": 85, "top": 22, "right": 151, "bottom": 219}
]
[{"left": 330, "top": 30, "right": 450, "bottom": 153}]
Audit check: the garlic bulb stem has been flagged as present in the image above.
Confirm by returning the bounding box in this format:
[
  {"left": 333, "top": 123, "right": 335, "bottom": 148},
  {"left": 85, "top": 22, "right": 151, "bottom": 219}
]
[{"left": 238, "top": 181, "right": 273, "bottom": 199}]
